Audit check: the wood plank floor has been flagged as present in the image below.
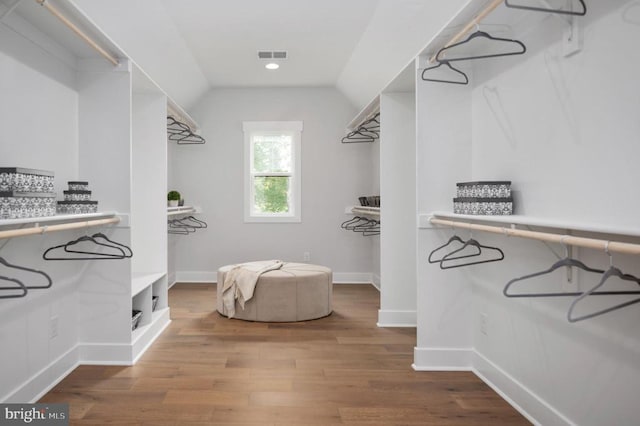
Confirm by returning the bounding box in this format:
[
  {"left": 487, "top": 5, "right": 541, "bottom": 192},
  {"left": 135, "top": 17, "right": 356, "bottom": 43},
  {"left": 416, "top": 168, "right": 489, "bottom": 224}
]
[{"left": 41, "top": 283, "right": 530, "bottom": 425}]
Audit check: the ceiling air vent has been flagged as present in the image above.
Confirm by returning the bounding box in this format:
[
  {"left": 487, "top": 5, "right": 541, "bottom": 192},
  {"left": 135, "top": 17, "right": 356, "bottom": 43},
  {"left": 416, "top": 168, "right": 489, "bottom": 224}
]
[{"left": 257, "top": 50, "right": 288, "bottom": 60}]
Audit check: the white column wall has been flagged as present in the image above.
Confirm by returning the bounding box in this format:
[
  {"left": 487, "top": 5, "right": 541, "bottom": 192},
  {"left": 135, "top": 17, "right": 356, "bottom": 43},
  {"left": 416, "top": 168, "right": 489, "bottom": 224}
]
[
  {"left": 415, "top": 1, "right": 640, "bottom": 424},
  {"left": 415, "top": 66, "right": 474, "bottom": 368},
  {"left": 378, "top": 92, "right": 417, "bottom": 326},
  {"left": 131, "top": 92, "right": 168, "bottom": 276},
  {"left": 370, "top": 137, "right": 381, "bottom": 288},
  {"left": 76, "top": 60, "right": 132, "bottom": 348}
]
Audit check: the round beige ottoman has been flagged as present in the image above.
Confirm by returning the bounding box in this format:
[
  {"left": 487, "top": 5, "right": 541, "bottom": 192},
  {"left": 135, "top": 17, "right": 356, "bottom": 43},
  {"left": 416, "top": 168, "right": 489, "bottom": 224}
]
[{"left": 217, "top": 262, "right": 332, "bottom": 322}]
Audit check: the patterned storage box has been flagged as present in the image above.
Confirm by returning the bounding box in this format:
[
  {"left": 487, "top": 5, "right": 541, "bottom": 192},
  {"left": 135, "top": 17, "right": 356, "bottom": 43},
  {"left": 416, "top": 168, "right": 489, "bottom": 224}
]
[
  {"left": 456, "top": 181, "right": 511, "bottom": 198},
  {"left": 0, "top": 168, "right": 55, "bottom": 193},
  {"left": 63, "top": 190, "right": 92, "bottom": 201},
  {"left": 453, "top": 197, "right": 513, "bottom": 215},
  {"left": 56, "top": 200, "right": 98, "bottom": 215},
  {"left": 68, "top": 181, "right": 89, "bottom": 191},
  {"left": 0, "top": 192, "right": 57, "bottom": 219}
]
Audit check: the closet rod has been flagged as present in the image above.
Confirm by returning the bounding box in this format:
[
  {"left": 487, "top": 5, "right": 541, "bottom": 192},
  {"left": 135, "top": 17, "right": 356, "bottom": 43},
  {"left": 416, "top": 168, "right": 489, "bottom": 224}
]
[
  {"left": 428, "top": 0, "right": 503, "bottom": 63},
  {"left": 429, "top": 217, "right": 640, "bottom": 256},
  {"left": 35, "top": 0, "right": 119, "bottom": 66},
  {"left": 167, "top": 100, "right": 200, "bottom": 134},
  {"left": 0, "top": 217, "right": 120, "bottom": 240}
]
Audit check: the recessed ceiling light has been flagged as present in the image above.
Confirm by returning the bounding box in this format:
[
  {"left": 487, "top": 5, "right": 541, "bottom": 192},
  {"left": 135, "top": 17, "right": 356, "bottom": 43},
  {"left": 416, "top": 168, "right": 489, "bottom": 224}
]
[{"left": 265, "top": 63, "right": 279, "bottom": 70}]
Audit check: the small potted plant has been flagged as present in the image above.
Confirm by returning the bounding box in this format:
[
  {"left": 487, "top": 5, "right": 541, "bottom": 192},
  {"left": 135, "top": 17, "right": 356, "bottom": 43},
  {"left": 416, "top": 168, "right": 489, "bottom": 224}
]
[{"left": 167, "top": 190, "right": 181, "bottom": 207}]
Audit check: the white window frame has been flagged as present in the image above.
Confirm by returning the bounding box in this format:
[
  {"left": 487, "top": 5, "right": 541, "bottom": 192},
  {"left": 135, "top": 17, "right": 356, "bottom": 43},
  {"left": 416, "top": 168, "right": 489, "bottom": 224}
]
[{"left": 243, "top": 121, "right": 303, "bottom": 223}]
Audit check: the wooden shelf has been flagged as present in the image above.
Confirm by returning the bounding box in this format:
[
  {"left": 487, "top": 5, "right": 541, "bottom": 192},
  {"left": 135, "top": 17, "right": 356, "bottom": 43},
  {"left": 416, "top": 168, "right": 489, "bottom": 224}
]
[
  {"left": 167, "top": 206, "right": 196, "bottom": 216},
  {"left": 346, "top": 206, "right": 380, "bottom": 218},
  {"left": 352, "top": 206, "right": 380, "bottom": 217}
]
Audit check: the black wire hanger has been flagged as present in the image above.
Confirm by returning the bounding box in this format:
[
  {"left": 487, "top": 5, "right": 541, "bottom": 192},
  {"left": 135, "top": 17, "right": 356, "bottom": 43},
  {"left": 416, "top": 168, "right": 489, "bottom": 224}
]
[
  {"left": 0, "top": 256, "right": 53, "bottom": 289},
  {"left": 92, "top": 232, "right": 133, "bottom": 257},
  {"left": 567, "top": 246, "right": 640, "bottom": 322},
  {"left": 181, "top": 216, "right": 208, "bottom": 229},
  {"left": 504, "top": 0, "right": 586, "bottom": 16},
  {"left": 62, "top": 235, "right": 128, "bottom": 258},
  {"left": 421, "top": 60, "right": 469, "bottom": 85},
  {"left": 342, "top": 128, "right": 376, "bottom": 144},
  {"left": 428, "top": 235, "right": 481, "bottom": 264},
  {"left": 168, "top": 219, "right": 197, "bottom": 232},
  {"left": 167, "top": 116, "right": 206, "bottom": 145},
  {"left": 342, "top": 113, "right": 380, "bottom": 144},
  {"left": 0, "top": 276, "right": 28, "bottom": 299},
  {"left": 43, "top": 235, "right": 128, "bottom": 260},
  {"left": 436, "top": 30, "right": 526, "bottom": 62},
  {"left": 439, "top": 236, "right": 504, "bottom": 269},
  {"left": 504, "top": 257, "right": 605, "bottom": 298}
]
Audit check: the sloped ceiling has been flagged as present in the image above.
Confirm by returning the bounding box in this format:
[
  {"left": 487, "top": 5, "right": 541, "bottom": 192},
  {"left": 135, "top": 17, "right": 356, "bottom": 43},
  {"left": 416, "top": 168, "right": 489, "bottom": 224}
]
[{"left": 73, "top": 0, "right": 467, "bottom": 112}]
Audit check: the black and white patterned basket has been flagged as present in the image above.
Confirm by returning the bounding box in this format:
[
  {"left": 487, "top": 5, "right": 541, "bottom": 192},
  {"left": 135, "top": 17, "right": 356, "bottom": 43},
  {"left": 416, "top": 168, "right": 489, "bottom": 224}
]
[
  {"left": 0, "top": 192, "right": 57, "bottom": 219},
  {"left": 456, "top": 181, "right": 511, "bottom": 198},
  {"left": 56, "top": 200, "right": 98, "bottom": 215},
  {"left": 0, "top": 168, "right": 55, "bottom": 193},
  {"left": 453, "top": 197, "right": 513, "bottom": 216}
]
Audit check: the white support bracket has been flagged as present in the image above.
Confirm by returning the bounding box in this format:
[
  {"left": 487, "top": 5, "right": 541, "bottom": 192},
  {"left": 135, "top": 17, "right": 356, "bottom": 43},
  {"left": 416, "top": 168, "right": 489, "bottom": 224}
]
[
  {"left": 419, "top": 215, "right": 436, "bottom": 229},
  {"left": 563, "top": 13, "right": 583, "bottom": 57}
]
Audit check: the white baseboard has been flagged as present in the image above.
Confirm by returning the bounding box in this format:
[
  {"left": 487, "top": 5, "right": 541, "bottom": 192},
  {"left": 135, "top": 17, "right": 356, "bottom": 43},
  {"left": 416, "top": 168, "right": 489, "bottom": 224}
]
[
  {"left": 472, "top": 351, "right": 571, "bottom": 426},
  {"left": 371, "top": 274, "right": 381, "bottom": 290},
  {"left": 333, "top": 272, "right": 373, "bottom": 284},
  {"left": 132, "top": 311, "right": 171, "bottom": 364},
  {"left": 2, "top": 346, "right": 80, "bottom": 403},
  {"left": 168, "top": 271, "right": 177, "bottom": 288},
  {"left": 412, "top": 347, "right": 474, "bottom": 371},
  {"left": 2, "top": 311, "right": 170, "bottom": 403},
  {"left": 377, "top": 309, "right": 416, "bottom": 327},
  {"left": 78, "top": 343, "right": 135, "bottom": 366},
  {"left": 411, "top": 347, "right": 571, "bottom": 425}
]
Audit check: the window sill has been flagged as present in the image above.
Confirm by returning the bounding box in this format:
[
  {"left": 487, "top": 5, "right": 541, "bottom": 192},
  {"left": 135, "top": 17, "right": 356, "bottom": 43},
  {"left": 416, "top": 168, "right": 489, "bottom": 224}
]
[{"left": 244, "top": 215, "right": 301, "bottom": 224}]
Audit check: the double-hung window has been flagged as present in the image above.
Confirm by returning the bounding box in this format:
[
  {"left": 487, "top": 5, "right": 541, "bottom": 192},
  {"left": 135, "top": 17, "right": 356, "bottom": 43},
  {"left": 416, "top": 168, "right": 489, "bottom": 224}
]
[{"left": 243, "top": 121, "right": 302, "bottom": 222}]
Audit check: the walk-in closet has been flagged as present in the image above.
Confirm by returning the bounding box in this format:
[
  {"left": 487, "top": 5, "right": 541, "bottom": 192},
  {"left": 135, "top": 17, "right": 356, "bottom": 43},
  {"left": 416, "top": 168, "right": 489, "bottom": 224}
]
[{"left": 1, "top": 0, "right": 639, "bottom": 425}]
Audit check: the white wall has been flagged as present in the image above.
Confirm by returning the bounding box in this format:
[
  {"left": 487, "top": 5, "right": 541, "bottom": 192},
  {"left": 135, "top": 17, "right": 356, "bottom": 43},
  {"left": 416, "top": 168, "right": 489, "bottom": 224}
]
[
  {"left": 371, "top": 135, "right": 381, "bottom": 288},
  {"left": 378, "top": 91, "right": 417, "bottom": 326},
  {"left": 168, "top": 87, "right": 376, "bottom": 282},
  {"left": 416, "top": 1, "right": 640, "bottom": 424},
  {"left": 0, "top": 47, "right": 81, "bottom": 402}
]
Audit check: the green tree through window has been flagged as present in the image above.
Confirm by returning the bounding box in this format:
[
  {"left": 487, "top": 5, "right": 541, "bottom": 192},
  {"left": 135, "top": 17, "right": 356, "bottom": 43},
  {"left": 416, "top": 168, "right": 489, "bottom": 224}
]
[
  {"left": 253, "top": 176, "right": 289, "bottom": 213},
  {"left": 251, "top": 133, "right": 292, "bottom": 214},
  {"left": 243, "top": 121, "right": 302, "bottom": 223}
]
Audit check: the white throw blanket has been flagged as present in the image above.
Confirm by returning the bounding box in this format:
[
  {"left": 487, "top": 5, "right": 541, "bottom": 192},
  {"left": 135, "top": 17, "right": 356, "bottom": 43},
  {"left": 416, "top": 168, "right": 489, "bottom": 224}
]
[{"left": 221, "top": 260, "right": 284, "bottom": 318}]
